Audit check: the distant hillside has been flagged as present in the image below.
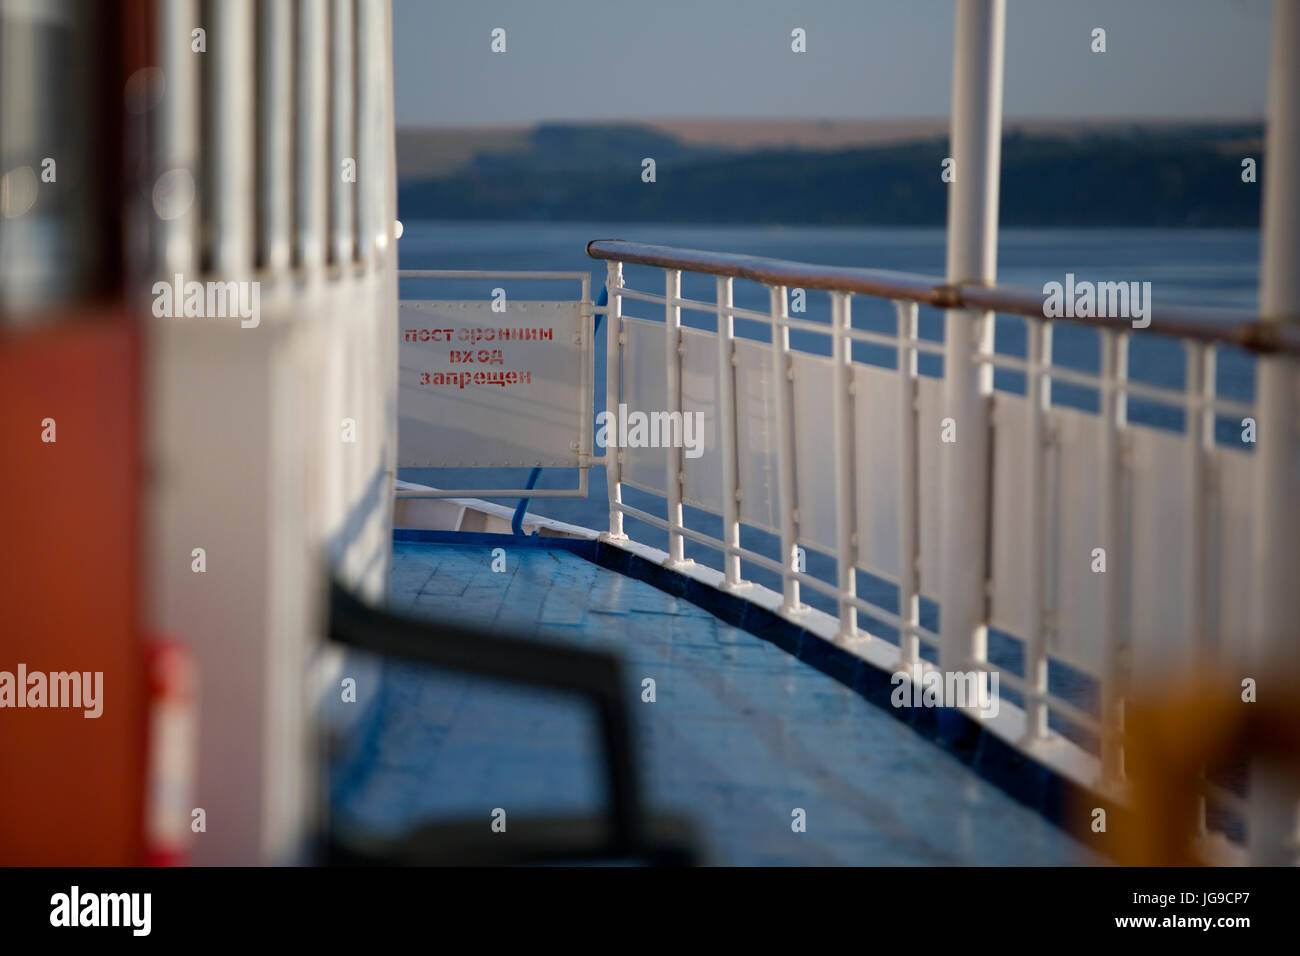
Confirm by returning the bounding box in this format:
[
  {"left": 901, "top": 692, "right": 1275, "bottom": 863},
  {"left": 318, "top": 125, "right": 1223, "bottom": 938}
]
[{"left": 396, "top": 121, "right": 1265, "bottom": 227}]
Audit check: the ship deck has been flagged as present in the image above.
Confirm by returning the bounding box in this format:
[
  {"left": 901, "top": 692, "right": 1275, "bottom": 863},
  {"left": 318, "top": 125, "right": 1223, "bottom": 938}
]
[{"left": 329, "top": 538, "right": 1102, "bottom": 865}]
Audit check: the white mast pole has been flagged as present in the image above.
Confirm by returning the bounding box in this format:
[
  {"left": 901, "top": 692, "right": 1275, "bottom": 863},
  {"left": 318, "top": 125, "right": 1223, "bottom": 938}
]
[
  {"left": 939, "top": 0, "right": 1005, "bottom": 684},
  {"left": 1248, "top": 0, "right": 1300, "bottom": 867}
]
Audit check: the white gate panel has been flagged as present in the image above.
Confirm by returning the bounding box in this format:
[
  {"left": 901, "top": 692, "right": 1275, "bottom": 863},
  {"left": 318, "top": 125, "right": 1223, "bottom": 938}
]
[
  {"left": 734, "top": 338, "right": 779, "bottom": 534},
  {"left": 853, "top": 363, "right": 903, "bottom": 582},
  {"left": 398, "top": 300, "right": 587, "bottom": 468}
]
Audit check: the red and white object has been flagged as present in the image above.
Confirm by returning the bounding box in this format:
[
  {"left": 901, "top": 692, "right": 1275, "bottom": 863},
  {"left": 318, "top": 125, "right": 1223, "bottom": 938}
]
[{"left": 143, "top": 640, "right": 198, "bottom": 866}]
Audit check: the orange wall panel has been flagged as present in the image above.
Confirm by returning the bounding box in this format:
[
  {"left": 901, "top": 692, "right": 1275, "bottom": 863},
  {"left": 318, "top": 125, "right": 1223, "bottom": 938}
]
[{"left": 0, "top": 315, "right": 146, "bottom": 865}]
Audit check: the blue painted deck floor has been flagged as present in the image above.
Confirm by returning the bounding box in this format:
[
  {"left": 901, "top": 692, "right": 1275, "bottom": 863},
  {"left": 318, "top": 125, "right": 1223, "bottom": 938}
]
[{"left": 330, "top": 541, "right": 1102, "bottom": 865}]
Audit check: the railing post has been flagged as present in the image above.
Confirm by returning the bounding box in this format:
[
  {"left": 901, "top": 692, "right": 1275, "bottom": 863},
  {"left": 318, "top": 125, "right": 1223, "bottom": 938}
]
[
  {"left": 1186, "top": 341, "right": 1215, "bottom": 837},
  {"left": 716, "top": 277, "right": 744, "bottom": 588},
  {"left": 211, "top": 0, "right": 255, "bottom": 273},
  {"left": 330, "top": 0, "right": 356, "bottom": 263},
  {"left": 895, "top": 301, "right": 921, "bottom": 674},
  {"left": 257, "top": 0, "right": 293, "bottom": 272},
  {"left": 664, "top": 269, "right": 688, "bottom": 566},
  {"left": 1023, "top": 319, "right": 1053, "bottom": 740},
  {"left": 578, "top": 273, "right": 593, "bottom": 474},
  {"left": 355, "top": 0, "right": 390, "bottom": 268},
  {"left": 1098, "top": 329, "right": 1129, "bottom": 786},
  {"left": 158, "top": 0, "right": 200, "bottom": 273},
  {"left": 604, "top": 260, "right": 626, "bottom": 539},
  {"left": 938, "top": 0, "right": 1004, "bottom": 681},
  {"left": 1248, "top": 0, "right": 1300, "bottom": 866},
  {"left": 1184, "top": 343, "right": 1214, "bottom": 657},
  {"left": 769, "top": 285, "right": 803, "bottom": 614},
  {"left": 831, "top": 292, "right": 859, "bottom": 639},
  {"left": 296, "top": 0, "right": 329, "bottom": 270}
]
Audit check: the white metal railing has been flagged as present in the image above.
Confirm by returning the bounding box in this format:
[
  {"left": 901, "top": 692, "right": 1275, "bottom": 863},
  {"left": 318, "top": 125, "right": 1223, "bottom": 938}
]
[{"left": 588, "top": 237, "right": 1300, "bottom": 857}]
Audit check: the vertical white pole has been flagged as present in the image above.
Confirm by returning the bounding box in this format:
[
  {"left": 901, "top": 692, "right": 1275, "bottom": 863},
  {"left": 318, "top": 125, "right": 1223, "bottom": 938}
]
[
  {"left": 258, "top": 0, "right": 293, "bottom": 273},
  {"left": 297, "top": 0, "right": 329, "bottom": 270},
  {"left": 1023, "top": 320, "right": 1052, "bottom": 740},
  {"left": 211, "top": 0, "right": 254, "bottom": 274},
  {"left": 717, "top": 277, "right": 744, "bottom": 588},
  {"left": 1098, "top": 330, "right": 1129, "bottom": 785},
  {"left": 770, "top": 285, "right": 803, "bottom": 614},
  {"left": 1184, "top": 343, "right": 1213, "bottom": 657},
  {"left": 331, "top": 0, "right": 357, "bottom": 264},
  {"left": 1186, "top": 344, "right": 1214, "bottom": 837},
  {"left": 939, "top": 0, "right": 1005, "bottom": 677},
  {"left": 158, "top": 0, "right": 199, "bottom": 274},
  {"left": 379, "top": 0, "right": 400, "bottom": 585},
  {"left": 605, "top": 261, "right": 626, "bottom": 539},
  {"left": 831, "top": 292, "right": 859, "bottom": 639},
  {"left": 1249, "top": 0, "right": 1300, "bottom": 866},
  {"left": 356, "top": 0, "right": 386, "bottom": 268},
  {"left": 895, "top": 301, "right": 921, "bottom": 673},
  {"left": 354, "top": 0, "right": 392, "bottom": 595},
  {"left": 578, "top": 274, "right": 593, "bottom": 475},
  {"left": 665, "top": 270, "right": 687, "bottom": 565}
]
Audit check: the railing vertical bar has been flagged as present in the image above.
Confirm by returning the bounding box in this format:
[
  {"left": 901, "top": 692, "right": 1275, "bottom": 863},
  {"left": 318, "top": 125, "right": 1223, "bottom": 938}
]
[
  {"left": 665, "top": 269, "right": 687, "bottom": 565},
  {"left": 1098, "top": 329, "right": 1129, "bottom": 785},
  {"left": 296, "top": 0, "right": 329, "bottom": 269},
  {"left": 257, "top": 0, "right": 293, "bottom": 273},
  {"left": 769, "top": 284, "right": 802, "bottom": 614},
  {"left": 1198, "top": 345, "right": 1219, "bottom": 655},
  {"left": 716, "top": 277, "right": 744, "bottom": 588},
  {"left": 1187, "top": 340, "right": 1215, "bottom": 836},
  {"left": 578, "top": 273, "right": 593, "bottom": 467},
  {"left": 1185, "top": 342, "right": 1214, "bottom": 656},
  {"left": 355, "top": 0, "right": 387, "bottom": 268},
  {"left": 1024, "top": 319, "right": 1053, "bottom": 740},
  {"left": 158, "top": 0, "right": 200, "bottom": 273},
  {"left": 211, "top": 0, "right": 255, "bottom": 273},
  {"left": 330, "top": 0, "right": 357, "bottom": 263},
  {"left": 895, "top": 301, "right": 921, "bottom": 672},
  {"left": 831, "top": 292, "right": 859, "bottom": 639},
  {"left": 604, "top": 261, "right": 626, "bottom": 539}
]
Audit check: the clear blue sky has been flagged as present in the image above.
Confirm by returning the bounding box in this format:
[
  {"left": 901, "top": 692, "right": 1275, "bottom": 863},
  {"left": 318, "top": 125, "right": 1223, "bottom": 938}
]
[{"left": 392, "top": 0, "right": 1272, "bottom": 127}]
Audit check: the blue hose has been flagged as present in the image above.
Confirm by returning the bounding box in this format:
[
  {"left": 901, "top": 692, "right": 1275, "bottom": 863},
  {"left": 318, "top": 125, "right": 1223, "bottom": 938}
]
[{"left": 511, "top": 284, "right": 606, "bottom": 536}]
